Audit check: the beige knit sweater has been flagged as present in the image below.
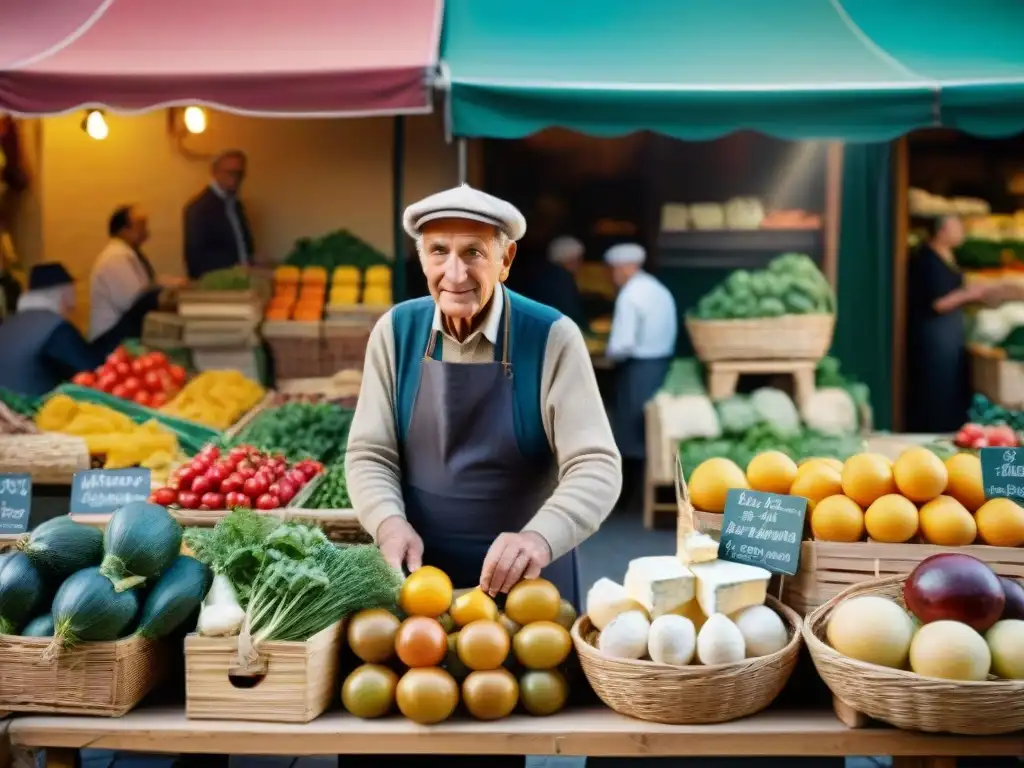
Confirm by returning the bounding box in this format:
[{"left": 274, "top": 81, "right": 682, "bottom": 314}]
[{"left": 345, "top": 289, "right": 621, "bottom": 560}]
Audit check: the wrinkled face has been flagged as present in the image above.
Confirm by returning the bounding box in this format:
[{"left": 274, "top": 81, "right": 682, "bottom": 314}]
[
  {"left": 419, "top": 219, "right": 516, "bottom": 323},
  {"left": 213, "top": 154, "right": 247, "bottom": 194},
  {"left": 609, "top": 263, "right": 639, "bottom": 287}
]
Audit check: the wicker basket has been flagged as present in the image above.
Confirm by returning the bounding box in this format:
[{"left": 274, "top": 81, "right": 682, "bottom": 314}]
[
  {"left": 0, "top": 634, "right": 165, "bottom": 716},
  {"left": 685, "top": 314, "right": 835, "bottom": 362},
  {"left": 321, "top": 322, "right": 371, "bottom": 374},
  {"left": 970, "top": 344, "right": 1024, "bottom": 409},
  {"left": 804, "top": 575, "right": 1024, "bottom": 735},
  {"left": 264, "top": 321, "right": 323, "bottom": 380},
  {"left": 571, "top": 597, "right": 801, "bottom": 724},
  {"left": 184, "top": 620, "right": 343, "bottom": 723}
]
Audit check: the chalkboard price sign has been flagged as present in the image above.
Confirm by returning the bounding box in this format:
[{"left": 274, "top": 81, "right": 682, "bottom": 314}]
[
  {"left": 980, "top": 447, "right": 1024, "bottom": 502},
  {"left": 71, "top": 468, "right": 152, "bottom": 514},
  {"left": 0, "top": 473, "right": 32, "bottom": 535},
  {"left": 719, "top": 488, "right": 807, "bottom": 576}
]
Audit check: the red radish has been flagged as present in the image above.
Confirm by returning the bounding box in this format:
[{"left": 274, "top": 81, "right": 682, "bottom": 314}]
[
  {"left": 256, "top": 493, "right": 280, "bottom": 510},
  {"left": 201, "top": 492, "right": 225, "bottom": 510},
  {"left": 177, "top": 491, "right": 200, "bottom": 509}
]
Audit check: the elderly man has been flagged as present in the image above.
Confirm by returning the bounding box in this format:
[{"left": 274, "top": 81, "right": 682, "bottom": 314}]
[
  {"left": 348, "top": 184, "right": 620, "bottom": 601},
  {"left": 604, "top": 242, "right": 678, "bottom": 511},
  {"left": 183, "top": 149, "right": 254, "bottom": 280}
]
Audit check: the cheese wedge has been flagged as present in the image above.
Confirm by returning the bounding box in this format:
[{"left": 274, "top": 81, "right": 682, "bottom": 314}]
[
  {"left": 678, "top": 531, "right": 719, "bottom": 564},
  {"left": 586, "top": 578, "right": 648, "bottom": 631},
  {"left": 623, "top": 556, "right": 695, "bottom": 618},
  {"left": 689, "top": 560, "right": 771, "bottom": 617}
]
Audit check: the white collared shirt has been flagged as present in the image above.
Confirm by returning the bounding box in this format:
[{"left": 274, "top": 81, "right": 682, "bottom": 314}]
[
  {"left": 605, "top": 271, "right": 678, "bottom": 361},
  {"left": 209, "top": 183, "right": 249, "bottom": 265},
  {"left": 430, "top": 285, "right": 504, "bottom": 361},
  {"left": 88, "top": 238, "right": 152, "bottom": 340}
]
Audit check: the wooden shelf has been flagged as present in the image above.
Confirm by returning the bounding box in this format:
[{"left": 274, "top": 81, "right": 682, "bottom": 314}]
[{"left": 657, "top": 229, "right": 824, "bottom": 269}]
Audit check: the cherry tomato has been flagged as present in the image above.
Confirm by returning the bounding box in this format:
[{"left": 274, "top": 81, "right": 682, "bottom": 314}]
[
  {"left": 271, "top": 479, "right": 297, "bottom": 504},
  {"left": 95, "top": 374, "right": 117, "bottom": 393},
  {"left": 201, "top": 492, "right": 225, "bottom": 510},
  {"left": 107, "top": 347, "right": 129, "bottom": 365},
  {"left": 225, "top": 491, "right": 251, "bottom": 509},
  {"left": 256, "top": 493, "right": 280, "bottom": 510},
  {"left": 191, "top": 476, "right": 213, "bottom": 496},
  {"left": 133, "top": 390, "right": 152, "bottom": 407},
  {"left": 201, "top": 444, "right": 221, "bottom": 460},
  {"left": 115, "top": 362, "right": 131, "bottom": 377},
  {"left": 205, "top": 465, "right": 228, "bottom": 486},
  {"left": 220, "top": 474, "right": 243, "bottom": 494},
  {"left": 130, "top": 359, "right": 146, "bottom": 376},
  {"left": 95, "top": 364, "right": 115, "bottom": 379},
  {"left": 177, "top": 491, "right": 200, "bottom": 509},
  {"left": 110, "top": 384, "right": 129, "bottom": 399},
  {"left": 243, "top": 475, "right": 269, "bottom": 498},
  {"left": 287, "top": 469, "right": 308, "bottom": 487},
  {"left": 237, "top": 459, "right": 257, "bottom": 473},
  {"left": 147, "top": 351, "right": 169, "bottom": 369},
  {"left": 229, "top": 446, "right": 250, "bottom": 462},
  {"left": 298, "top": 460, "right": 323, "bottom": 479},
  {"left": 168, "top": 365, "right": 187, "bottom": 385},
  {"left": 143, "top": 371, "right": 164, "bottom": 392},
  {"left": 237, "top": 467, "right": 256, "bottom": 481},
  {"left": 150, "top": 487, "right": 177, "bottom": 506},
  {"left": 149, "top": 391, "right": 168, "bottom": 408},
  {"left": 175, "top": 466, "right": 197, "bottom": 491},
  {"left": 71, "top": 372, "right": 96, "bottom": 387}
]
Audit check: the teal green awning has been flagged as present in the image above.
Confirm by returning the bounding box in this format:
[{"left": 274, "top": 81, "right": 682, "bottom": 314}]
[{"left": 441, "top": 0, "right": 1024, "bottom": 141}]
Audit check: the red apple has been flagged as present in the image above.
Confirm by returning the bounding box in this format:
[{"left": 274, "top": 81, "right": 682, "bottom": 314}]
[{"left": 904, "top": 553, "right": 1005, "bottom": 631}]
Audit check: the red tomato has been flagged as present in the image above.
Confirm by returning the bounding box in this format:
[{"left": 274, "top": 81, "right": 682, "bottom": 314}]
[
  {"left": 133, "top": 390, "right": 152, "bottom": 407},
  {"left": 236, "top": 459, "right": 257, "bottom": 473},
  {"left": 147, "top": 351, "right": 169, "bottom": 369},
  {"left": 297, "top": 460, "right": 323, "bottom": 479},
  {"left": 115, "top": 362, "right": 132, "bottom": 377},
  {"left": 190, "top": 456, "right": 210, "bottom": 471},
  {"left": 110, "top": 384, "right": 129, "bottom": 399},
  {"left": 243, "top": 475, "right": 269, "bottom": 498},
  {"left": 71, "top": 371, "right": 96, "bottom": 387},
  {"left": 237, "top": 466, "right": 256, "bottom": 481},
  {"left": 201, "top": 444, "right": 221, "bottom": 460},
  {"left": 228, "top": 446, "right": 250, "bottom": 462},
  {"left": 201, "top": 492, "right": 225, "bottom": 510},
  {"left": 129, "top": 359, "right": 145, "bottom": 376},
  {"left": 220, "top": 474, "right": 244, "bottom": 493},
  {"left": 269, "top": 479, "right": 296, "bottom": 504},
  {"left": 168, "top": 365, "right": 187, "bottom": 385},
  {"left": 142, "top": 371, "right": 163, "bottom": 392},
  {"left": 286, "top": 469, "right": 307, "bottom": 487},
  {"left": 177, "top": 490, "right": 200, "bottom": 509},
  {"left": 191, "top": 476, "right": 213, "bottom": 496},
  {"left": 149, "top": 391, "right": 168, "bottom": 408},
  {"left": 256, "top": 493, "right": 280, "bottom": 510},
  {"left": 120, "top": 377, "right": 140, "bottom": 396},
  {"left": 150, "top": 487, "right": 177, "bottom": 506},
  {"left": 225, "top": 491, "right": 251, "bottom": 509},
  {"left": 175, "top": 466, "right": 197, "bottom": 491},
  {"left": 107, "top": 347, "right": 129, "bottom": 365},
  {"left": 204, "top": 465, "right": 228, "bottom": 486}
]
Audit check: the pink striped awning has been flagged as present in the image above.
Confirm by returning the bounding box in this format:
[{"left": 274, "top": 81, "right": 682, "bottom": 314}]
[{"left": 0, "top": 0, "right": 442, "bottom": 116}]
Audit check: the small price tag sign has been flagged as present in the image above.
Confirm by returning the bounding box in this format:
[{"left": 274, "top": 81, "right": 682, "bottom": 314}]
[
  {"left": 980, "top": 447, "right": 1024, "bottom": 502},
  {"left": 0, "top": 472, "right": 32, "bottom": 535},
  {"left": 71, "top": 468, "right": 151, "bottom": 514},
  {"left": 719, "top": 488, "right": 806, "bottom": 576}
]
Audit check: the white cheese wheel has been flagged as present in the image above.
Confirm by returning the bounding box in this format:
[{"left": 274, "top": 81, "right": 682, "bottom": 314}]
[
  {"left": 696, "top": 613, "right": 745, "bottom": 665},
  {"left": 731, "top": 604, "right": 789, "bottom": 658},
  {"left": 587, "top": 578, "right": 648, "bottom": 631},
  {"left": 597, "top": 610, "right": 650, "bottom": 660},
  {"left": 647, "top": 614, "right": 696, "bottom": 666}
]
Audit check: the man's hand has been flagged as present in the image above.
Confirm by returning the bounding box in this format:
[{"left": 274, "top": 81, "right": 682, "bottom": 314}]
[
  {"left": 480, "top": 532, "right": 552, "bottom": 596},
  {"left": 377, "top": 516, "right": 423, "bottom": 573}
]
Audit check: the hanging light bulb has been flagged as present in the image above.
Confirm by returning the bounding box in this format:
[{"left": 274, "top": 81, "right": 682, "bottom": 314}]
[
  {"left": 82, "top": 110, "right": 108, "bottom": 140},
  {"left": 183, "top": 106, "right": 207, "bottom": 135}
]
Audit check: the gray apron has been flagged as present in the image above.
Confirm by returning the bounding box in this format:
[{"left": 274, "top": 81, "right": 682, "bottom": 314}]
[
  {"left": 613, "top": 356, "right": 671, "bottom": 461},
  {"left": 401, "top": 287, "right": 582, "bottom": 609}
]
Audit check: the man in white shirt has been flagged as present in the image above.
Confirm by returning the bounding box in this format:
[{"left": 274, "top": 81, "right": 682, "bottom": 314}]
[
  {"left": 604, "top": 242, "right": 678, "bottom": 511},
  {"left": 89, "top": 205, "right": 160, "bottom": 345}
]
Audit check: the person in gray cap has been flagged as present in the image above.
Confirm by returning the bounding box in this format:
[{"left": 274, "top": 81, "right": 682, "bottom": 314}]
[{"left": 346, "top": 182, "right": 619, "bottom": 612}]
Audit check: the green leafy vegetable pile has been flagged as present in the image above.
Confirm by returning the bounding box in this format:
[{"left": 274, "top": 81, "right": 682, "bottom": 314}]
[
  {"left": 285, "top": 229, "right": 389, "bottom": 270},
  {"left": 691, "top": 253, "right": 835, "bottom": 320},
  {"left": 0, "top": 388, "right": 40, "bottom": 418},
  {"left": 197, "top": 266, "right": 251, "bottom": 291},
  {"left": 307, "top": 462, "right": 351, "bottom": 509},
  {"left": 658, "top": 358, "right": 706, "bottom": 396},
  {"left": 968, "top": 393, "right": 1024, "bottom": 431},
  {"left": 228, "top": 401, "right": 354, "bottom": 464}
]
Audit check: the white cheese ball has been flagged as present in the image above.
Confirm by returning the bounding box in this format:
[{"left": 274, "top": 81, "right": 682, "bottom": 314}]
[
  {"left": 598, "top": 610, "right": 650, "bottom": 660},
  {"left": 731, "top": 605, "right": 789, "bottom": 658},
  {"left": 647, "top": 614, "right": 696, "bottom": 666},
  {"left": 696, "top": 613, "right": 745, "bottom": 665}
]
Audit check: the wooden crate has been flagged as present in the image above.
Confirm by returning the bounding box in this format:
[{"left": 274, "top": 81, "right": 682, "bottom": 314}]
[
  {"left": 0, "top": 635, "right": 165, "bottom": 716},
  {"left": 783, "top": 539, "right": 1024, "bottom": 615},
  {"left": 707, "top": 359, "right": 817, "bottom": 407},
  {"left": 264, "top": 321, "right": 323, "bottom": 380},
  {"left": 185, "top": 620, "right": 343, "bottom": 723},
  {"left": 0, "top": 434, "right": 90, "bottom": 485},
  {"left": 970, "top": 344, "right": 1024, "bottom": 409}
]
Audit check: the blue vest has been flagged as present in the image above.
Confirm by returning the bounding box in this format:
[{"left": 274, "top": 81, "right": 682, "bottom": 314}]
[
  {"left": 391, "top": 289, "right": 560, "bottom": 463},
  {"left": 0, "top": 310, "right": 67, "bottom": 396}
]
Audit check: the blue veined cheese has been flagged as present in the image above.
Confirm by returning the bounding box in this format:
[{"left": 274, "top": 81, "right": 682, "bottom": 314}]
[
  {"left": 677, "top": 531, "right": 719, "bottom": 565},
  {"left": 689, "top": 560, "right": 771, "bottom": 617},
  {"left": 623, "top": 556, "right": 695, "bottom": 618}
]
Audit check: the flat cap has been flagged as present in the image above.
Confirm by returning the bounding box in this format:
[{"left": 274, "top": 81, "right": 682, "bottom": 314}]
[
  {"left": 403, "top": 184, "right": 526, "bottom": 241},
  {"left": 548, "top": 236, "right": 585, "bottom": 264},
  {"left": 603, "top": 242, "right": 646, "bottom": 266},
  {"left": 28, "top": 262, "right": 74, "bottom": 291}
]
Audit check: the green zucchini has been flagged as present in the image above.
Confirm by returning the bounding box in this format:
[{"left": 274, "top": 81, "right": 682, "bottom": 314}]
[
  {"left": 50, "top": 567, "right": 139, "bottom": 649},
  {"left": 0, "top": 552, "right": 45, "bottom": 635},
  {"left": 18, "top": 516, "right": 104, "bottom": 582},
  {"left": 22, "top": 614, "right": 54, "bottom": 637},
  {"left": 136, "top": 556, "right": 211, "bottom": 639},
  {"left": 100, "top": 501, "right": 183, "bottom": 592}
]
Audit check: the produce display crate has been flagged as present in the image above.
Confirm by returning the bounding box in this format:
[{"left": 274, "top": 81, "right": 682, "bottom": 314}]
[
  {"left": 321, "top": 321, "right": 372, "bottom": 374},
  {"left": 184, "top": 620, "right": 343, "bottom": 723},
  {"left": 782, "top": 539, "right": 1024, "bottom": 615},
  {"left": 263, "top": 321, "right": 323, "bottom": 380},
  {"left": 0, "top": 635, "right": 166, "bottom": 716},
  {"left": 141, "top": 312, "right": 185, "bottom": 349},
  {"left": 190, "top": 347, "right": 263, "bottom": 383},
  {"left": 685, "top": 313, "right": 834, "bottom": 362},
  {"left": 0, "top": 433, "right": 90, "bottom": 485},
  {"left": 970, "top": 344, "right": 1024, "bottom": 409}
]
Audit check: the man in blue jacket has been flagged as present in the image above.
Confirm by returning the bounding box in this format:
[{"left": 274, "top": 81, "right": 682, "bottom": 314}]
[{"left": 0, "top": 263, "right": 100, "bottom": 396}]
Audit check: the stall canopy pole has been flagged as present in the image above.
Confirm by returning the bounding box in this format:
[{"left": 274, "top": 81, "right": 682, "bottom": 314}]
[
  {"left": 393, "top": 115, "right": 406, "bottom": 302},
  {"left": 457, "top": 138, "right": 468, "bottom": 184}
]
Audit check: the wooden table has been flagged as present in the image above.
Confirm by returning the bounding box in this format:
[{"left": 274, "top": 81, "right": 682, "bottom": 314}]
[{"left": 5, "top": 707, "right": 1023, "bottom": 767}]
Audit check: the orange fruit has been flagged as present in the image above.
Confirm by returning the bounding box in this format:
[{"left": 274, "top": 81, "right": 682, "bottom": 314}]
[
  {"left": 944, "top": 453, "right": 986, "bottom": 512},
  {"left": 505, "top": 578, "right": 561, "bottom": 625},
  {"left": 395, "top": 616, "right": 449, "bottom": 668},
  {"left": 893, "top": 447, "right": 948, "bottom": 503},
  {"left": 456, "top": 619, "right": 511, "bottom": 671},
  {"left": 975, "top": 498, "right": 1024, "bottom": 547},
  {"left": 399, "top": 565, "right": 453, "bottom": 618},
  {"left": 918, "top": 495, "right": 977, "bottom": 546},
  {"left": 841, "top": 453, "right": 896, "bottom": 508},
  {"left": 449, "top": 589, "right": 499, "bottom": 627},
  {"left": 810, "top": 495, "right": 865, "bottom": 542},
  {"left": 396, "top": 667, "right": 459, "bottom": 724},
  {"left": 864, "top": 494, "right": 919, "bottom": 543},
  {"left": 746, "top": 451, "right": 799, "bottom": 494},
  {"left": 790, "top": 462, "right": 843, "bottom": 511},
  {"left": 800, "top": 457, "right": 845, "bottom": 473},
  {"left": 689, "top": 458, "right": 749, "bottom": 513}
]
